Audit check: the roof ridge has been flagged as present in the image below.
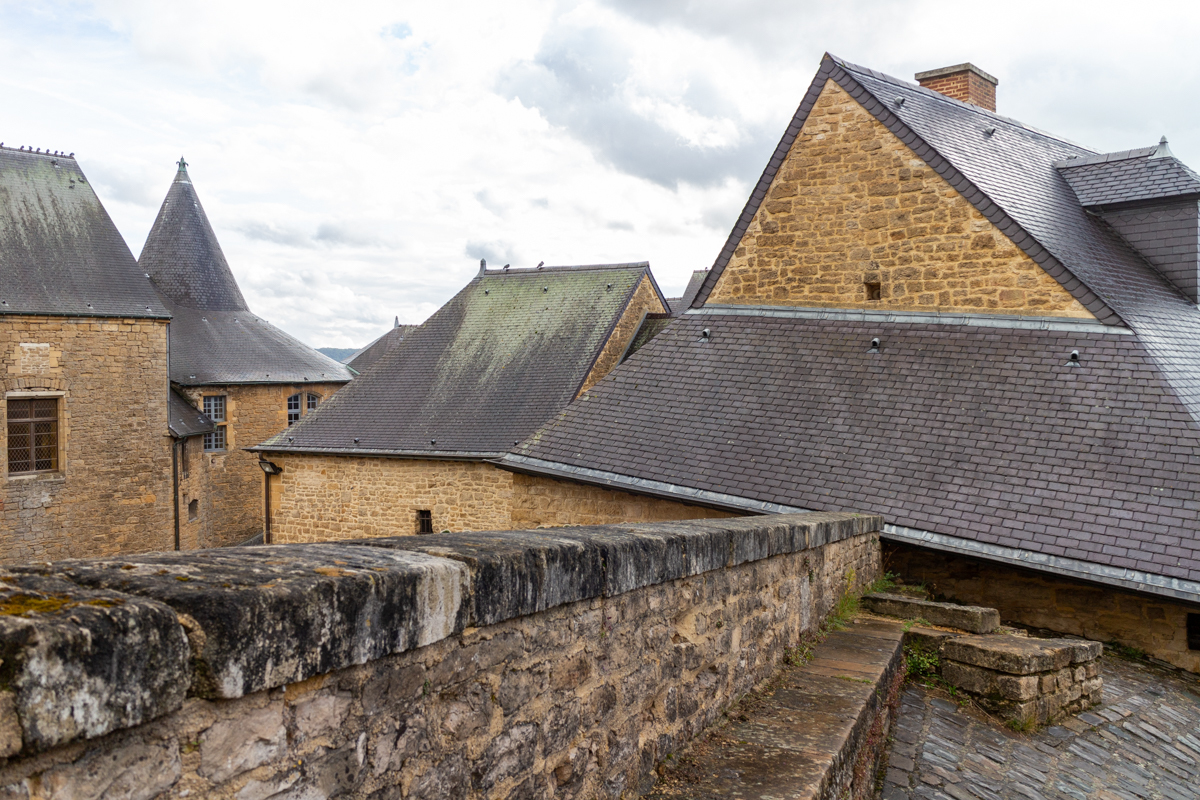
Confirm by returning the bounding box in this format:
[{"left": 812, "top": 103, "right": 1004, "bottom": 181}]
[
  {"left": 0, "top": 144, "right": 77, "bottom": 159},
  {"left": 481, "top": 262, "right": 650, "bottom": 275},
  {"left": 1054, "top": 146, "right": 1159, "bottom": 169}
]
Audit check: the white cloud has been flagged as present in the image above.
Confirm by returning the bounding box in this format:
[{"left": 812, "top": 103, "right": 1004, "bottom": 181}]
[{"left": 2, "top": 0, "right": 1199, "bottom": 349}]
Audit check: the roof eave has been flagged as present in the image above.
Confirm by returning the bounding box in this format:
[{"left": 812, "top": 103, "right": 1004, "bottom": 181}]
[{"left": 247, "top": 445, "right": 504, "bottom": 461}]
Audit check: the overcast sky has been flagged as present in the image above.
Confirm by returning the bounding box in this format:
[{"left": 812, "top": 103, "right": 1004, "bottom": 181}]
[{"left": 3, "top": 1, "right": 1198, "bottom": 348}]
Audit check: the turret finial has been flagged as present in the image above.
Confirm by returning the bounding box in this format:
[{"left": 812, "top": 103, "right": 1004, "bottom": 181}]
[{"left": 177, "top": 156, "right": 189, "bottom": 172}]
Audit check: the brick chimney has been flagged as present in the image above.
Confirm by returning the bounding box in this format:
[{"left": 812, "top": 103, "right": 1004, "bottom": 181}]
[{"left": 915, "top": 63, "right": 998, "bottom": 112}]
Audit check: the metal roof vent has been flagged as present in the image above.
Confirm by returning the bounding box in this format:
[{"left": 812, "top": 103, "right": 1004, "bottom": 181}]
[
  {"left": 431, "top": 439, "right": 436, "bottom": 445},
  {"left": 543, "top": 286, "right": 548, "bottom": 292},
  {"left": 984, "top": 126, "right": 996, "bottom": 137},
  {"left": 1067, "top": 350, "right": 1081, "bottom": 367},
  {"left": 868, "top": 337, "right": 881, "bottom": 354},
  {"left": 894, "top": 96, "right": 905, "bottom": 107},
  {"left": 354, "top": 438, "right": 360, "bottom": 443},
  {"left": 700, "top": 328, "right": 711, "bottom": 341}
]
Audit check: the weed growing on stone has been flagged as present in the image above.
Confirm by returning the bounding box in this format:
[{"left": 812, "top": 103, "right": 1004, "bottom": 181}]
[
  {"left": 1107, "top": 641, "right": 1148, "bottom": 661},
  {"left": 1006, "top": 715, "right": 1036, "bottom": 733},
  {"left": 904, "top": 645, "right": 940, "bottom": 681},
  {"left": 901, "top": 617, "right": 931, "bottom": 633}
]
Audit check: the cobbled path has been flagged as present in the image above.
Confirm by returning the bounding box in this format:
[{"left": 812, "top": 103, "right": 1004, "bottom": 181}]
[{"left": 881, "top": 654, "right": 1200, "bottom": 800}]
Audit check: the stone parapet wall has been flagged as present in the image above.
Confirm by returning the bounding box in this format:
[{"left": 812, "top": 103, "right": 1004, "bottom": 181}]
[{"left": 0, "top": 512, "right": 881, "bottom": 799}]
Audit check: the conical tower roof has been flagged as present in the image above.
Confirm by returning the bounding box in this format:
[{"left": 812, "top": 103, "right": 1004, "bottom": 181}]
[{"left": 139, "top": 158, "right": 248, "bottom": 311}]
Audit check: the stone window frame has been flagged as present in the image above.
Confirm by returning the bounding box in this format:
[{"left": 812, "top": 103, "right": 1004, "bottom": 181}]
[
  {"left": 4, "top": 389, "right": 66, "bottom": 481},
  {"left": 203, "top": 395, "right": 228, "bottom": 452},
  {"left": 286, "top": 391, "right": 323, "bottom": 426}
]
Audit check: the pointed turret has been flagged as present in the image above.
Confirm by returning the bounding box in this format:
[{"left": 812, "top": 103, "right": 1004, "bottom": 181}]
[{"left": 139, "top": 157, "right": 249, "bottom": 311}]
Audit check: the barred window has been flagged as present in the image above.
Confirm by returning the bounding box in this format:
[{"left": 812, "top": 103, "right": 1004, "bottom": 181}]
[
  {"left": 287, "top": 393, "right": 301, "bottom": 426},
  {"left": 7, "top": 397, "right": 58, "bottom": 474},
  {"left": 203, "top": 395, "right": 227, "bottom": 452},
  {"left": 417, "top": 509, "right": 433, "bottom": 534}
]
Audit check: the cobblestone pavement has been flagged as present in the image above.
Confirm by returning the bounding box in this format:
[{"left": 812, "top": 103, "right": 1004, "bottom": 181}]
[{"left": 881, "top": 654, "right": 1200, "bottom": 800}]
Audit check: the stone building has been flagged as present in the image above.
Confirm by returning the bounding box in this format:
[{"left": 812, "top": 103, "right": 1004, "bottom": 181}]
[
  {"left": 0, "top": 145, "right": 174, "bottom": 562},
  {"left": 494, "top": 57, "right": 1200, "bottom": 671},
  {"left": 253, "top": 262, "right": 732, "bottom": 540},
  {"left": 140, "top": 160, "right": 353, "bottom": 547}
]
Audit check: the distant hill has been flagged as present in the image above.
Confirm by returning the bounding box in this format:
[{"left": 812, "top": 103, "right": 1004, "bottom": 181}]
[{"left": 317, "top": 347, "right": 358, "bottom": 363}]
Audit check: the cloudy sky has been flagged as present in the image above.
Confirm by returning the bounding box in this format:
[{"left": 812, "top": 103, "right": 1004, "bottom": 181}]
[{"left": 3, "top": 1, "right": 1198, "bottom": 348}]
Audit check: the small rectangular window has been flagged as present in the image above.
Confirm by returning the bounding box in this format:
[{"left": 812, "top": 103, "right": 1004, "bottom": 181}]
[
  {"left": 188, "top": 498, "right": 199, "bottom": 522},
  {"left": 307, "top": 393, "right": 319, "bottom": 411},
  {"left": 203, "top": 395, "right": 228, "bottom": 452},
  {"left": 287, "top": 393, "right": 301, "bottom": 426},
  {"left": 865, "top": 281, "right": 882, "bottom": 301},
  {"left": 7, "top": 397, "right": 59, "bottom": 474},
  {"left": 1188, "top": 614, "right": 1200, "bottom": 651},
  {"left": 417, "top": 509, "right": 433, "bottom": 534}
]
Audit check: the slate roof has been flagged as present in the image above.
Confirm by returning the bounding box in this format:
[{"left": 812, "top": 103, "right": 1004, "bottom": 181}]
[
  {"left": 504, "top": 55, "right": 1200, "bottom": 597},
  {"left": 139, "top": 161, "right": 353, "bottom": 387},
  {"left": 168, "top": 389, "right": 215, "bottom": 438},
  {"left": 255, "top": 263, "right": 661, "bottom": 458},
  {"left": 621, "top": 313, "right": 673, "bottom": 362},
  {"left": 1056, "top": 142, "right": 1200, "bottom": 207},
  {"left": 671, "top": 270, "right": 708, "bottom": 317},
  {"left": 346, "top": 322, "right": 417, "bottom": 374},
  {"left": 0, "top": 147, "right": 169, "bottom": 319}
]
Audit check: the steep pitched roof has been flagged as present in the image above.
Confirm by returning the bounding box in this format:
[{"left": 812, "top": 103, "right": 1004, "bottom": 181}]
[
  {"left": 670, "top": 270, "right": 708, "bottom": 317},
  {"left": 256, "top": 263, "right": 659, "bottom": 457},
  {"left": 1056, "top": 142, "right": 1200, "bottom": 207},
  {"left": 139, "top": 162, "right": 352, "bottom": 386},
  {"left": 0, "top": 147, "right": 169, "bottom": 319},
  {"left": 168, "top": 389, "right": 215, "bottom": 438},
  {"left": 502, "top": 56, "right": 1200, "bottom": 602},
  {"left": 694, "top": 54, "right": 1200, "bottom": 423},
  {"left": 346, "top": 321, "right": 417, "bottom": 374}
]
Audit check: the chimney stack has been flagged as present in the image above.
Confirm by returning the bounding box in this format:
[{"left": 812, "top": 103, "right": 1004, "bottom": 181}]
[{"left": 915, "top": 63, "right": 998, "bottom": 112}]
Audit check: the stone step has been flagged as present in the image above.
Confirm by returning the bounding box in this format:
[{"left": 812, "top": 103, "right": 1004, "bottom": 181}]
[
  {"left": 861, "top": 592, "right": 1000, "bottom": 634},
  {"left": 643, "top": 617, "right": 906, "bottom": 800}
]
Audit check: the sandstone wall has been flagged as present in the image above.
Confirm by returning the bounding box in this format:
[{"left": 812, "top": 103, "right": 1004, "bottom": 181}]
[
  {"left": 0, "top": 317, "right": 173, "bottom": 564},
  {"left": 265, "top": 455, "right": 734, "bottom": 544},
  {"left": 708, "top": 81, "right": 1094, "bottom": 317},
  {"left": 0, "top": 513, "right": 882, "bottom": 799},
  {"left": 578, "top": 275, "right": 667, "bottom": 395},
  {"left": 177, "top": 383, "right": 345, "bottom": 547},
  {"left": 885, "top": 541, "right": 1200, "bottom": 673}
]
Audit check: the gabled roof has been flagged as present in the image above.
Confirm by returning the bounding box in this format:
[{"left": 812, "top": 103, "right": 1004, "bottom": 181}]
[
  {"left": 346, "top": 321, "right": 417, "bottom": 374},
  {"left": 139, "top": 162, "right": 352, "bottom": 386},
  {"left": 0, "top": 147, "right": 169, "bottom": 319},
  {"left": 501, "top": 55, "right": 1200, "bottom": 601},
  {"left": 670, "top": 270, "right": 708, "bottom": 317},
  {"left": 256, "top": 263, "right": 660, "bottom": 457},
  {"left": 168, "top": 389, "right": 215, "bottom": 438},
  {"left": 1056, "top": 141, "right": 1200, "bottom": 207},
  {"left": 693, "top": 54, "right": 1200, "bottom": 424}
]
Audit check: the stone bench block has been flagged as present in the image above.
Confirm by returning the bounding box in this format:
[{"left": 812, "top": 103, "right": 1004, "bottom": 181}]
[
  {"left": 15, "top": 545, "right": 467, "bottom": 699},
  {"left": 0, "top": 571, "right": 189, "bottom": 754},
  {"left": 942, "top": 635, "right": 1081, "bottom": 675},
  {"left": 862, "top": 593, "right": 1000, "bottom": 633}
]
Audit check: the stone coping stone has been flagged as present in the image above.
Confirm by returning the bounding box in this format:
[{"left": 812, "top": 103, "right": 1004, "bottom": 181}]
[
  {"left": 0, "top": 513, "right": 880, "bottom": 754},
  {"left": 13, "top": 545, "right": 468, "bottom": 700},
  {"left": 349, "top": 513, "right": 880, "bottom": 626},
  {"left": 941, "top": 635, "right": 1103, "bottom": 675},
  {"left": 0, "top": 571, "right": 190, "bottom": 755},
  {"left": 862, "top": 593, "right": 1000, "bottom": 634}
]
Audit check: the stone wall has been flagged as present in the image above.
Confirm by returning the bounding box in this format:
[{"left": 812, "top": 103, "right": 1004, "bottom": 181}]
[
  {"left": 885, "top": 541, "right": 1200, "bottom": 673},
  {"left": 266, "top": 456, "right": 733, "bottom": 544},
  {"left": 177, "top": 383, "right": 345, "bottom": 548},
  {"left": 0, "top": 512, "right": 882, "bottom": 799},
  {"left": 708, "top": 80, "right": 1094, "bottom": 317},
  {"left": 0, "top": 316, "right": 173, "bottom": 564},
  {"left": 578, "top": 275, "right": 667, "bottom": 395}
]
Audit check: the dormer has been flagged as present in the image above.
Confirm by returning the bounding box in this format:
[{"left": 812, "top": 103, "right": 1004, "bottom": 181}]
[{"left": 1057, "top": 139, "right": 1200, "bottom": 302}]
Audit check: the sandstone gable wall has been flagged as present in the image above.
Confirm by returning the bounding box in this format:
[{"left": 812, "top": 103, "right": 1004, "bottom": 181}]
[
  {"left": 0, "top": 316, "right": 173, "bottom": 563},
  {"left": 709, "top": 81, "right": 1094, "bottom": 317},
  {"left": 578, "top": 275, "right": 666, "bottom": 395}
]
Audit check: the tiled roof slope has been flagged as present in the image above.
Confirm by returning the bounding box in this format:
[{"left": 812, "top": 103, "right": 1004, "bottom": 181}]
[
  {"left": 512, "top": 314, "right": 1200, "bottom": 584},
  {"left": 671, "top": 270, "right": 708, "bottom": 317},
  {"left": 139, "top": 162, "right": 353, "bottom": 386},
  {"left": 140, "top": 161, "right": 248, "bottom": 311},
  {"left": 1056, "top": 144, "right": 1200, "bottom": 207},
  {"left": 693, "top": 55, "right": 1200, "bottom": 424},
  {"left": 346, "top": 323, "right": 418, "bottom": 374},
  {"left": 257, "top": 264, "right": 657, "bottom": 457},
  {"left": 168, "top": 389, "right": 215, "bottom": 438},
  {"left": 0, "top": 147, "right": 169, "bottom": 319}
]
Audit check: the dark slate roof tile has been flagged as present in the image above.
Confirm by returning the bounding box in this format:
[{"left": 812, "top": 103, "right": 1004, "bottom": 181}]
[
  {"left": 258, "top": 264, "right": 658, "bottom": 456},
  {"left": 0, "top": 147, "right": 168, "bottom": 319},
  {"left": 168, "top": 389, "right": 215, "bottom": 438},
  {"left": 346, "top": 323, "right": 418, "bottom": 374}
]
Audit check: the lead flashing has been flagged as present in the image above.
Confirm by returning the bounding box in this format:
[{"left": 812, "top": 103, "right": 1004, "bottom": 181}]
[{"left": 691, "top": 304, "right": 1133, "bottom": 334}]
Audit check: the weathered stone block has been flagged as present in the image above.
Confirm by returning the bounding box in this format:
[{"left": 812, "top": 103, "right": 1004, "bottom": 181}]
[
  {"left": 863, "top": 593, "right": 999, "bottom": 633},
  {"left": 0, "top": 572, "right": 189, "bottom": 753},
  {"left": 37, "top": 739, "right": 181, "bottom": 800},
  {"left": 199, "top": 704, "right": 286, "bottom": 784},
  {"left": 941, "top": 635, "right": 1073, "bottom": 675}
]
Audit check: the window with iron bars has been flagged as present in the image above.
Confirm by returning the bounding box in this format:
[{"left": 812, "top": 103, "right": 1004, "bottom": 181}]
[
  {"left": 7, "top": 397, "right": 58, "bottom": 474},
  {"left": 203, "top": 395, "right": 227, "bottom": 452}
]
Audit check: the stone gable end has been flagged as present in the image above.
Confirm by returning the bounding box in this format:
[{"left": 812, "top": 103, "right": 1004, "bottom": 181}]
[
  {"left": 578, "top": 274, "right": 666, "bottom": 395},
  {"left": 709, "top": 80, "right": 1094, "bottom": 318}
]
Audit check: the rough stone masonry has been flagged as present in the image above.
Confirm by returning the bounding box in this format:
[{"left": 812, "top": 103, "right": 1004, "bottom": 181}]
[{"left": 0, "top": 512, "right": 880, "bottom": 799}]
